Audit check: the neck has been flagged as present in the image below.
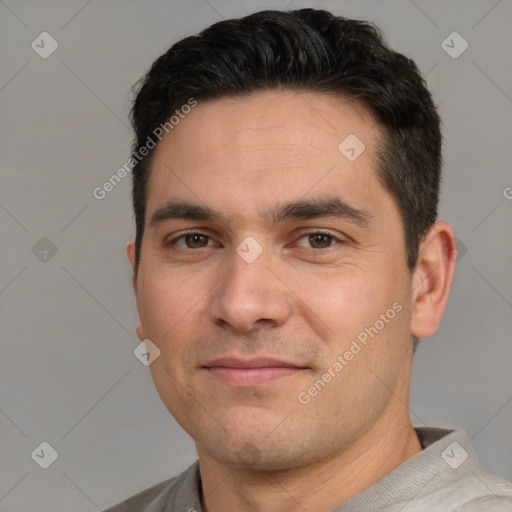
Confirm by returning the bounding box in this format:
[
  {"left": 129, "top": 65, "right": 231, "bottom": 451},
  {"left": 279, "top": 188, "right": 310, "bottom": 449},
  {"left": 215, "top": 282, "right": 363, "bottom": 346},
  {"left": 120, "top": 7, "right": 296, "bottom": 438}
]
[{"left": 198, "top": 417, "right": 422, "bottom": 512}]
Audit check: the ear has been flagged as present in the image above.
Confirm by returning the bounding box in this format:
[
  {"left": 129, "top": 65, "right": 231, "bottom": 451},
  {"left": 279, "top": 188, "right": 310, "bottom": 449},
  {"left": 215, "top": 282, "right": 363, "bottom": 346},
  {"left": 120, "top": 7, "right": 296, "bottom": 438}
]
[
  {"left": 410, "top": 221, "right": 457, "bottom": 339},
  {"left": 127, "top": 241, "right": 146, "bottom": 341}
]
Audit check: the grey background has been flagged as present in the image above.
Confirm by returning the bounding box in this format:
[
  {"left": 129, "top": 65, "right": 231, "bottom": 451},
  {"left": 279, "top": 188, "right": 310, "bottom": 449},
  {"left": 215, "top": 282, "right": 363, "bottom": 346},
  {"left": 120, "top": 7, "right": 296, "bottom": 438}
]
[{"left": 1, "top": 0, "right": 511, "bottom": 510}]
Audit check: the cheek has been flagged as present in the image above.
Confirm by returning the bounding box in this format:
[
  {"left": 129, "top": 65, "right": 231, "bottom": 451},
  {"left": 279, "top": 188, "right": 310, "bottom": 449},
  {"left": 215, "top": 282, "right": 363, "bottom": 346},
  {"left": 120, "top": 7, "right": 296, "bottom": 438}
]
[
  {"left": 297, "top": 266, "right": 376, "bottom": 326},
  {"left": 138, "top": 268, "right": 202, "bottom": 398},
  {"left": 137, "top": 266, "right": 199, "bottom": 338},
  {"left": 300, "top": 263, "right": 405, "bottom": 349}
]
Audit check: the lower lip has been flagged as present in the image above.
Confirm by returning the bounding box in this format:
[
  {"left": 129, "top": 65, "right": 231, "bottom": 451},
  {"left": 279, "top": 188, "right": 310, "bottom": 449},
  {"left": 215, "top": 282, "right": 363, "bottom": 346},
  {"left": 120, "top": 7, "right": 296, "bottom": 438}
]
[{"left": 205, "top": 367, "right": 305, "bottom": 386}]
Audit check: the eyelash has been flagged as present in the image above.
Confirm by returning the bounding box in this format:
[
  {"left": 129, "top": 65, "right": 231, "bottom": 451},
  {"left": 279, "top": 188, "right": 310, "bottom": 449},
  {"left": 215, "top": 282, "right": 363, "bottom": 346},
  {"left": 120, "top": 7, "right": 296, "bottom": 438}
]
[{"left": 167, "top": 230, "right": 344, "bottom": 251}]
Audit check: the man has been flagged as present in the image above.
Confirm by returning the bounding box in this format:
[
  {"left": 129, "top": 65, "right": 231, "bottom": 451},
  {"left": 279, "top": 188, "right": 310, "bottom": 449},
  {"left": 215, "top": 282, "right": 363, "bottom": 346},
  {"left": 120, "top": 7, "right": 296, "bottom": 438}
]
[{"left": 105, "top": 8, "right": 512, "bottom": 512}]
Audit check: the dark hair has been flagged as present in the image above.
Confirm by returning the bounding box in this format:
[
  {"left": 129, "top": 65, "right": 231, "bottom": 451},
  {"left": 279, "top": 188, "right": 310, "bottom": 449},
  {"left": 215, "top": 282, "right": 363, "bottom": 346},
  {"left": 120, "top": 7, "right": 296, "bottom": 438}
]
[{"left": 130, "top": 8, "right": 442, "bottom": 280}]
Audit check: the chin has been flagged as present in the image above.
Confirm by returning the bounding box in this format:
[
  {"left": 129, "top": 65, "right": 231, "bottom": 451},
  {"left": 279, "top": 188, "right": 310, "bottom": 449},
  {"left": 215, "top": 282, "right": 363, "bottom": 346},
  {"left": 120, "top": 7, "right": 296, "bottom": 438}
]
[{"left": 201, "top": 434, "right": 318, "bottom": 472}]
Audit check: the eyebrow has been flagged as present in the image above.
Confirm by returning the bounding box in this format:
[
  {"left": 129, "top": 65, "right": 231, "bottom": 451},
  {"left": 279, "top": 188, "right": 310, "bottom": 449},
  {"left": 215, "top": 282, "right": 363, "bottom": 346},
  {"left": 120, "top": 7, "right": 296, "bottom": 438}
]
[{"left": 149, "top": 197, "right": 373, "bottom": 229}]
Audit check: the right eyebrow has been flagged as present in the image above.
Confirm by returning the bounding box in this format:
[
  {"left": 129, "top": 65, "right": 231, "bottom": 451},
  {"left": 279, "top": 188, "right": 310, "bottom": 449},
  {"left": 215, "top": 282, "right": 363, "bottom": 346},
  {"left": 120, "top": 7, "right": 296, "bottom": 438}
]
[{"left": 149, "top": 201, "right": 220, "bottom": 227}]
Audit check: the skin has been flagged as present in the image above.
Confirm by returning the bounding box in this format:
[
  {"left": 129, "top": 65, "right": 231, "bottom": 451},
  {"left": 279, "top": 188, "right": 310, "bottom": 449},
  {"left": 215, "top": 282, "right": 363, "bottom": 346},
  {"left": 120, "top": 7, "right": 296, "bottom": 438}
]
[{"left": 127, "top": 90, "right": 457, "bottom": 512}]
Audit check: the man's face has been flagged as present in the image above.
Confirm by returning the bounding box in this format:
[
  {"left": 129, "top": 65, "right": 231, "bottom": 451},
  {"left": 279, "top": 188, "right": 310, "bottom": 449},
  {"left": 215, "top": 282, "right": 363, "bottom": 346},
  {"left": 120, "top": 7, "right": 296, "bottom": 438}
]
[{"left": 128, "top": 90, "right": 416, "bottom": 470}]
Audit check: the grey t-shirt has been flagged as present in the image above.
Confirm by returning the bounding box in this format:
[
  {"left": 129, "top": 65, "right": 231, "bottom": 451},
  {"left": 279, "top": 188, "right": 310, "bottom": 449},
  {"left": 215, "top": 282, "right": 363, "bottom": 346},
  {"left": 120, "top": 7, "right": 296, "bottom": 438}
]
[{"left": 103, "top": 427, "right": 512, "bottom": 511}]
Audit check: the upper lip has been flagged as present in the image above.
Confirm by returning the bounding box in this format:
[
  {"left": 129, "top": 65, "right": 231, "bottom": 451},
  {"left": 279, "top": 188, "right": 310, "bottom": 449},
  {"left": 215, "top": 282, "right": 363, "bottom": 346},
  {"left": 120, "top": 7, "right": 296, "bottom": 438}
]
[{"left": 203, "top": 357, "right": 306, "bottom": 369}]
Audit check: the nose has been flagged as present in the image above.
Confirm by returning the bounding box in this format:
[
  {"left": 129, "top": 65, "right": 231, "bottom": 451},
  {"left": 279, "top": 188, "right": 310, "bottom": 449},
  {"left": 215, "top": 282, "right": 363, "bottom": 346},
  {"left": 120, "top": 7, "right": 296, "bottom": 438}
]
[{"left": 209, "top": 245, "right": 293, "bottom": 333}]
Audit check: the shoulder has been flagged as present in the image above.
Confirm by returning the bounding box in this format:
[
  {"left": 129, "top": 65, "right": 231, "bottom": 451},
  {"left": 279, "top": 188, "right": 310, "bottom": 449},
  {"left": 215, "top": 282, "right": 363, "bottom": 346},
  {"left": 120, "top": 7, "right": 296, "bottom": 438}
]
[
  {"left": 454, "top": 495, "right": 512, "bottom": 511},
  {"left": 102, "top": 462, "right": 200, "bottom": 512},
  {"left": 102, "top": 477, "right": 176, "bottom": 512},
  {"left": 446, "top": 469, "right": 512, "bottom": 512}
]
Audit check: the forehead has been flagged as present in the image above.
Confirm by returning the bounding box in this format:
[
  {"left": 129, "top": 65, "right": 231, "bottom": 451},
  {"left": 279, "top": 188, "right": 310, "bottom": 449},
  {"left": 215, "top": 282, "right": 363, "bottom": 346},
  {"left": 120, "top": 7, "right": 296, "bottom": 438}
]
[
  {"left": 158, "top": 90, "right": 377, "bottom": 160},
  {"left": 146, "top": 90, "right": 389, "bottom": 224}
]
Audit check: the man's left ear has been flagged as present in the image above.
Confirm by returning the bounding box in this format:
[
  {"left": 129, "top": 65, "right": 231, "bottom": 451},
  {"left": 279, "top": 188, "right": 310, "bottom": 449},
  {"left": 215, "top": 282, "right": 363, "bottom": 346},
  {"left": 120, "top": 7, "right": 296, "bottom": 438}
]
[{"left": 410, "top": 221, "right": 457, "bottom": 339}]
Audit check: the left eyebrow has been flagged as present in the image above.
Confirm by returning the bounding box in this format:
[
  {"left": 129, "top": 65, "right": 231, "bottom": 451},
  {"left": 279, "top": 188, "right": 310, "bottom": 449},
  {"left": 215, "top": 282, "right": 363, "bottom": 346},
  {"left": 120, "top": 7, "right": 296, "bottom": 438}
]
[{"left": 265, "top": 197, "right": 373, "bottom": 227}]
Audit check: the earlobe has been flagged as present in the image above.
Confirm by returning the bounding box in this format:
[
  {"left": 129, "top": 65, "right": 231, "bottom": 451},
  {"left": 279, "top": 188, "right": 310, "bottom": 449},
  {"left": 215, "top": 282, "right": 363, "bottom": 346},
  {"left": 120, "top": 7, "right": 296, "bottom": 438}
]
[
  {"left": 136, "top": 323, "right": 145, "bottom": 342},
  {"left": 410, "top": 221, "right": 457, "bottom": 339}
]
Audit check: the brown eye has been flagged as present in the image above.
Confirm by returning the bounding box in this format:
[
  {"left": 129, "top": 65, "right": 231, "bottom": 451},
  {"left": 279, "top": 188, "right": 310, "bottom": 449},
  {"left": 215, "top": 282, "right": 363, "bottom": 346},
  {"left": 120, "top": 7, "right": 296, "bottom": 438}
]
[
  {"left": 183, "top": 233, "right": 209, "bottom": 248},
  {"left": 307, "top": 233, "right": 335, "bottom": 249}
]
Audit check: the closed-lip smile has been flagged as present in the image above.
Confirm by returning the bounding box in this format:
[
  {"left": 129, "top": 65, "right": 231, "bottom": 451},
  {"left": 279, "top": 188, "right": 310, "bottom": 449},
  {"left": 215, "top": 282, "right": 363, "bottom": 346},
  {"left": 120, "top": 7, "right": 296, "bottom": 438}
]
[{"left": 203, "top": 357, "right": 308, "bottom": 386}]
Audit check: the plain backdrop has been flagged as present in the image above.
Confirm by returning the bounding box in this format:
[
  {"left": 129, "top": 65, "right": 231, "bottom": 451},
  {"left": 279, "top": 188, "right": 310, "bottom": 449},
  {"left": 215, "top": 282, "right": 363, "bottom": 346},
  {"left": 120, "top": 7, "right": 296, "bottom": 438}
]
[{"left": 1, "top": 0, "right": 511, "bottom": 510}]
